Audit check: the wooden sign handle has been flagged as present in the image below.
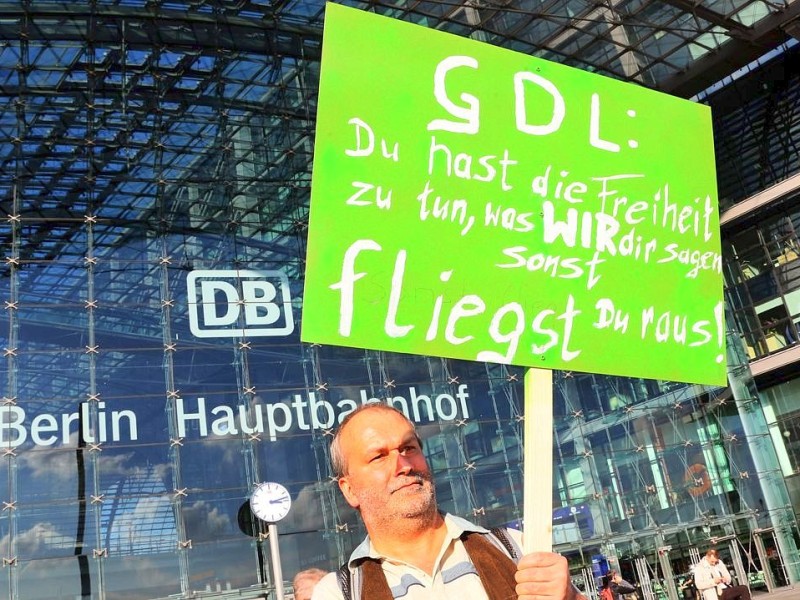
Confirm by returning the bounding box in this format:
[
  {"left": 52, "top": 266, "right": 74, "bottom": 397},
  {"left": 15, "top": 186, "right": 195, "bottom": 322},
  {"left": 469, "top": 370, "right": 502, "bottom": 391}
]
[{"left": 523, "top": 367, "right": 553, "bottom": 553}]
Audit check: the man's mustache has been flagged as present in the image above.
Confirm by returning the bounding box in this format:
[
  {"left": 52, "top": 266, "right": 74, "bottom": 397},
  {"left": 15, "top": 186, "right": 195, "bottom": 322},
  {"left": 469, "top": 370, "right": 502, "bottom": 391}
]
[{"left": 390, "top": 471, "right": 431, "bottom": 492}]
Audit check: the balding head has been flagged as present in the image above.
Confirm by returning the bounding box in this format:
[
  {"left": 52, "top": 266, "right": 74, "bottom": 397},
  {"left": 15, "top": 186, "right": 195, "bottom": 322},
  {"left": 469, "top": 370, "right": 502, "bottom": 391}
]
[
  {"left": 330, "top": 403, "right": 422, "bottom": 478},
  {"left": 292, "top": 568, "right": 327, "bottom": 600}
]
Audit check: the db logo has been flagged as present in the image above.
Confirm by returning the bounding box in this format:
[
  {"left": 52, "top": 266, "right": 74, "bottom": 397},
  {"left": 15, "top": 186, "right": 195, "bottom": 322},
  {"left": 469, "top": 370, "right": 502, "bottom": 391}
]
[{"left": 187, "top": 270, "right": 294, "bottom": 338}]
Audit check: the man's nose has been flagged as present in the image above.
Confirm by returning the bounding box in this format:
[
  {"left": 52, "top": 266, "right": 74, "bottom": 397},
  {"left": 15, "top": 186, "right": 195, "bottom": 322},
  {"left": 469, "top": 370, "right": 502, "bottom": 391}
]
[{"left": 394, "top": 451, "right": 414, "bottom": 474}]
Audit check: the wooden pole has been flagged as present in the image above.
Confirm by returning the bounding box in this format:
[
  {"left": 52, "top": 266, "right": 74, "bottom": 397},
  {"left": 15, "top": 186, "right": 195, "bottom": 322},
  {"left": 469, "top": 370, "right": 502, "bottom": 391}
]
[{"left": 523, "top": 367, "right": 554, "bottom": 553}]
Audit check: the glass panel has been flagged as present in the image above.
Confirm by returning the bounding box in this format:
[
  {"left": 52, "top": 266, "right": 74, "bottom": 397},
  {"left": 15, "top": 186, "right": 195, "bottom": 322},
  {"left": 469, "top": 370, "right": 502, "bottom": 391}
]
[{"left": 0, "top": 3, "right": 799, "bottom": 598}]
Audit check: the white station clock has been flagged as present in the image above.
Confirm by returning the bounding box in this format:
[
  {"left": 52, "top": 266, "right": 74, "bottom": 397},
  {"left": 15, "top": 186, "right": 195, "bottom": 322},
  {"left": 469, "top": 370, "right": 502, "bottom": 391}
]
[{"left": 250, "top": 481, "right": 292, "bottom": 523}]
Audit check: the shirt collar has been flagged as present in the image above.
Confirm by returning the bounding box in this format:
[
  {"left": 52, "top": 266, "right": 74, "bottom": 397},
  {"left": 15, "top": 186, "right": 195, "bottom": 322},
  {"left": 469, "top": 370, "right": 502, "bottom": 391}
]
[{"left": 348, "top": 513, "right": 489, "bottom": 568}]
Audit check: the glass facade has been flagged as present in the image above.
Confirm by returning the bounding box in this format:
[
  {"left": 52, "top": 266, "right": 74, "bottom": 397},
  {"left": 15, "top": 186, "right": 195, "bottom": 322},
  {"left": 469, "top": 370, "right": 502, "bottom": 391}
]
[
  {"left": 712, "top": 45, "right": 800, "bottom": 550},
  {"left": 723, "top": 201, "right": 800, "bottom": 360},
  {"left": 760, "top": 379, "right": 800, "bottom": 522},
  {"left": 1, "top": 2, "right": 800, "bottom": 600},
  {"left": 711, "top": 42, "right": 800, "bottom": 211}
]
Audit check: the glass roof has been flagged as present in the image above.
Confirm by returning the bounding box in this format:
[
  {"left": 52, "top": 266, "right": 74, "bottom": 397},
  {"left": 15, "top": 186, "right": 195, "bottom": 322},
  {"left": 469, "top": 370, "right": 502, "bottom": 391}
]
[{"left": 0, "top": 0, "right": 798, "bottom": 335}]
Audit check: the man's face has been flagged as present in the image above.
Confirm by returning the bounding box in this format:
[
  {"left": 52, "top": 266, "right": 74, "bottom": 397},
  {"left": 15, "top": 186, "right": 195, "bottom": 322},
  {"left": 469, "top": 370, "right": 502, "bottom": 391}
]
[
  {"left": 337, "top": 409, "right": 436, "bottom": 526},
  {"left": 707, "top": 554, "right": 719, "bottom": 565}
]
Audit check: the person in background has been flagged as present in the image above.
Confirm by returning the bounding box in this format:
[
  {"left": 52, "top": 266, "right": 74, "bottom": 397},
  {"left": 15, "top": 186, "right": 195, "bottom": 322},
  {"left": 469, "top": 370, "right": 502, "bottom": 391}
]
[
  {"left": 693, "top": 549, "right": 751, "bottom": 600},
  {"left": 600, "top": 575, "right": 614, "bottom": 600},
  {"left": 293, "top": 568, "right": 328, "bottom": 600},
  {"left": 311, "top": 403, "right": 587, "bottom": 600},
  {"left": 608, "top": 571, "right": 636, "bottom": 600},
  {"left": 606, "top": 570, "right": 637, "bottom": 600}
]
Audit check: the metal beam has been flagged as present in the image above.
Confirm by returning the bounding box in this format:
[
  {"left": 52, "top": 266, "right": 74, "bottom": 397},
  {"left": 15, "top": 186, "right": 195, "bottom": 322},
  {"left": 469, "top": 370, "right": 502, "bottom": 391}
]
[
  {"left": 658, "top": 1, "right": 800, "bottom": 97},
  {"left": 656, "top": 0, "right": 751, "bottom": 34},
  {"left": 0, "top": 2, "right": 323, "bottom": 61}
]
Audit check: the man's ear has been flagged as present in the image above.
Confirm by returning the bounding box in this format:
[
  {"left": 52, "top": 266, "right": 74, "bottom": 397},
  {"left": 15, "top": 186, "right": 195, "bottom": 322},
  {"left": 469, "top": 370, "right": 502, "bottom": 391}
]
[{"left": 338, "top": 476, "right": 360, "bottom": 509}]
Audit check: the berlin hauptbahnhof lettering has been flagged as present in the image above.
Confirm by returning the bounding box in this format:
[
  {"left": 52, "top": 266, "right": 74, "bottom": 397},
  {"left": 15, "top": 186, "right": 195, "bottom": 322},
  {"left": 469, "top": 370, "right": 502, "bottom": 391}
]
[{"left": 0, "top": 385, "right": 472, "bottom": 446}]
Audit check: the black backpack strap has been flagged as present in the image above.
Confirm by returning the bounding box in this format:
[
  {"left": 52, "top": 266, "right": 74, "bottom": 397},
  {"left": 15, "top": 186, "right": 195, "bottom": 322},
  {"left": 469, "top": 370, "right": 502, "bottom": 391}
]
[
  {"left": 489, "top": 527, "right": 520, "bottom": 562},
  {"left": 337, "top": 562, "right": 352, "bottom": 600}
]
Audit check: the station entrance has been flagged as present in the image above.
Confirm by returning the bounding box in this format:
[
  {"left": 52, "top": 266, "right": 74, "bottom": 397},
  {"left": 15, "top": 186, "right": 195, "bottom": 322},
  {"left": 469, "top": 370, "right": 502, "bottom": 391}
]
[{"left": 563, "top": 516, "right": 792, "bottom": 599}]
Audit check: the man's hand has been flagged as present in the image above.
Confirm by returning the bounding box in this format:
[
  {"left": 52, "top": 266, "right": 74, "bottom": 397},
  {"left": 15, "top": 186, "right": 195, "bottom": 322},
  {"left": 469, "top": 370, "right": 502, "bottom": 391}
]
[{"left": 515, "top": 552, "right": 585, "bottom": 600}]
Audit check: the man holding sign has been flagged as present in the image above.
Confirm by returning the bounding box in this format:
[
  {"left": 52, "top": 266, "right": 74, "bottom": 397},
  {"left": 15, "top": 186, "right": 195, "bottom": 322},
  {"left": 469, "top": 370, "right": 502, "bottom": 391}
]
[{"left": 311, "top": 404, "right": 586, "bottom": 600}]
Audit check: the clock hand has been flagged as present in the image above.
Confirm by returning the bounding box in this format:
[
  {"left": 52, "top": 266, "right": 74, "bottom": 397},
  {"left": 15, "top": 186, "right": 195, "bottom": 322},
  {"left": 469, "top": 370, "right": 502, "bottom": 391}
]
[{"left": 270, "top": 496, "right": 289, "bottom": 504}]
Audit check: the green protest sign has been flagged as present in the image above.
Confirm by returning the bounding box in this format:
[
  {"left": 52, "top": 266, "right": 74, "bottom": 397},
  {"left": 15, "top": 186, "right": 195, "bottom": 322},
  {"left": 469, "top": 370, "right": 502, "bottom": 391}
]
[{"left": 302, "top": 3, "right": 725, "bottom": 386}]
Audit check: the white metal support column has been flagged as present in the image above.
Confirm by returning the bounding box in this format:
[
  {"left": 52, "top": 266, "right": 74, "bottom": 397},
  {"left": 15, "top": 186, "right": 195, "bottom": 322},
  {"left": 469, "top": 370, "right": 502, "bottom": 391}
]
[{"left": 634, "top": 556, "right": 656, "bottom": 600}]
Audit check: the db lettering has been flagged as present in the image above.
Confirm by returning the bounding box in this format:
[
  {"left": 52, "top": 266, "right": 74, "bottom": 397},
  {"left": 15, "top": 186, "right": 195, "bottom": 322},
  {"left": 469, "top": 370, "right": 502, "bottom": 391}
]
[{"left": 187, "top": 270, "right": 295, "bottom": 338}]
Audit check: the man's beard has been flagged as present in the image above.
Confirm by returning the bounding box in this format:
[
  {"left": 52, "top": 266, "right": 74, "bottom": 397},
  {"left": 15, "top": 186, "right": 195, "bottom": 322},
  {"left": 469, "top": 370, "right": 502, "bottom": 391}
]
[{"left": 360, "top": 470, "right": 437, "bottom": 525}]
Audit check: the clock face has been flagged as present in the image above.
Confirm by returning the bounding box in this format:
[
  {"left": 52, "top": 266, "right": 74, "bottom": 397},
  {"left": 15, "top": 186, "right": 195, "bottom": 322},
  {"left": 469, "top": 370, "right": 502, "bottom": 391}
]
[{"left": 250, "top": 482, "right": 292, "bottom": 523}]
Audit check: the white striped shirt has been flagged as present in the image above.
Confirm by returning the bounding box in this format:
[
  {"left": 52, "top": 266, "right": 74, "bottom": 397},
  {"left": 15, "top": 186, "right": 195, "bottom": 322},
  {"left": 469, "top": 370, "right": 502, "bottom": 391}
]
[{"left": 311, "top": 514, "right": 522, "bottom": 600}]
